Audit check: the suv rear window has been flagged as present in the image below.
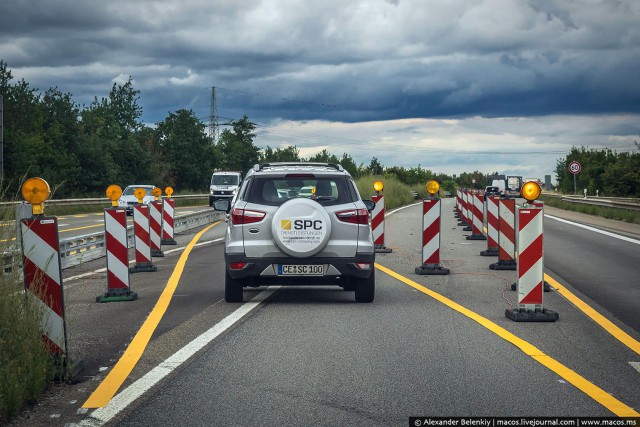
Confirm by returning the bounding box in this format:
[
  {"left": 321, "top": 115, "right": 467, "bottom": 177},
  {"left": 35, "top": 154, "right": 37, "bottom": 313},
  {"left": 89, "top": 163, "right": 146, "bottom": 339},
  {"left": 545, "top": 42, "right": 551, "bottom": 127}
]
[{"left": 246, "top": 177, "right": 354, "bottom": 206}]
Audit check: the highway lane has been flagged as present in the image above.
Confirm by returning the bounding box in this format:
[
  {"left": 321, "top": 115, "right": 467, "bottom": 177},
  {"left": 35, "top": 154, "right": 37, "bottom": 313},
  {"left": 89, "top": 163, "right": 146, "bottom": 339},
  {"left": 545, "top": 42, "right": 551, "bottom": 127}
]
[
  {"left": 8, "top": 199, "right": 640, "bottom": 426},
  {"left": 106, "top": 199, "right": 640, "bottom": 425},
  {"left": 544, "top": 215, "right": 640, "bottom": 334}
]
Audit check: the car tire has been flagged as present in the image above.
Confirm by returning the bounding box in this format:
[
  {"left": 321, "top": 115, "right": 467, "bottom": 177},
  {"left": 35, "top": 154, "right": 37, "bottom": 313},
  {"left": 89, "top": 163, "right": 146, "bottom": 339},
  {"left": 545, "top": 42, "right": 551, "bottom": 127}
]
[
  {"left": 225, "top": 270, "right": 243, "bottom": 303},
  {"left": 354, "top": 270, "right": 375, "bottom": 303}
]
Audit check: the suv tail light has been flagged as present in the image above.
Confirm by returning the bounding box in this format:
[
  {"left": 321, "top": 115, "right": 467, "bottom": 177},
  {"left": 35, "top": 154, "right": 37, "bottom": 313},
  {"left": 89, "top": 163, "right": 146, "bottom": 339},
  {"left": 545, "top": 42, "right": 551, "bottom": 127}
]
[
  {"left": 336, "top": 208, "right": 370, "bottom": 225},
  {"left": 231, "top": 208, "right": 266, "bottom": 225}
]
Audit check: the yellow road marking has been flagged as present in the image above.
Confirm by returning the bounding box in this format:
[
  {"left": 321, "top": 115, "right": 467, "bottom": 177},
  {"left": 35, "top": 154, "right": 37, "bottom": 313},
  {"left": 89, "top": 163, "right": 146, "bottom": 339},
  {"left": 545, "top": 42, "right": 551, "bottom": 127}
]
[
  {"left": 544, "top": 274, "right": 640, "bottom": 356},
  {"left": 82, "top": 221, "right": 222, "bottom": 408},
  {"left": 375, "top": 262, "right": 640, "bottom": 417}
]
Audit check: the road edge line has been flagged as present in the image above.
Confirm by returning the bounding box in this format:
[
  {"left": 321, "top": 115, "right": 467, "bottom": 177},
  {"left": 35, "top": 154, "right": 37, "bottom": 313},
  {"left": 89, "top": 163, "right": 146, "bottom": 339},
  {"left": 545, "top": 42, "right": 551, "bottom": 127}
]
[
  {"left": 544, "top": 274, "right": 640, "bottom": 356},
  {"left": 375, "top": 262, "right": 640, "bottom": 417}
]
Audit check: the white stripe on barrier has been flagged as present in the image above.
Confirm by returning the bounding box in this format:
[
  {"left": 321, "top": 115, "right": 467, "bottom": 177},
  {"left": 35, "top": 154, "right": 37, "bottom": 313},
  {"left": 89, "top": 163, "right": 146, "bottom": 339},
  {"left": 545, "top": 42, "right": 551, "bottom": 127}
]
[
  {"left": 22, "top": 227, "right": 61, "bottom": 286},
  {"left": 31, "top": 294, "right": 66, "bottom": 351},
  {"left": 107, "top": 251, "right": 130, "bottom": 286}
]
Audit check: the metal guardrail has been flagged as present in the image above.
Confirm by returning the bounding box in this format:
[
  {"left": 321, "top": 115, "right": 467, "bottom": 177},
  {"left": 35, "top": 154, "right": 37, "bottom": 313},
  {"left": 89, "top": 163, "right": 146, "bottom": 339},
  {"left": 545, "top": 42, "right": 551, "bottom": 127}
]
[
  {"left": 0, "top": 194, "right": 209, "bottom": 208},
  {"left": 4, "top": 209, "right": 225, "bottom": 273},
  {"left": 542, "top": 193, "right": 640, "bottom": 212}
]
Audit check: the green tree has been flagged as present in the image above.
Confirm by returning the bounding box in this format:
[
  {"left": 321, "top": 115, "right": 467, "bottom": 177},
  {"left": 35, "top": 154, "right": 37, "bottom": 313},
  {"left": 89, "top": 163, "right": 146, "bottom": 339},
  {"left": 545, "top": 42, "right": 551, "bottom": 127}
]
[
  {"left": 261, "top": 145, "right": 301, "bottom": 162},
  {"left": 367, "top": 157, "right": 383, "bottom": 175},
  {"left": 155, "top": 109, "right": 216, "bottom": 191},
  {"left": 217, "top": 115, "right": 260, "bottom": 172},
  {"left": 307, "top": 149, "right": 339, "bottom": 164}
]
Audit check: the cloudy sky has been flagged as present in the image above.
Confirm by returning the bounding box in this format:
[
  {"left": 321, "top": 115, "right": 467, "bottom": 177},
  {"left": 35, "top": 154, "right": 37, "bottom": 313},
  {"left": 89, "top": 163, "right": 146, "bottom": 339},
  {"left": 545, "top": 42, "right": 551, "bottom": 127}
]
[{"left": 1, "top": 0, "right": 639, "bottom": 182}]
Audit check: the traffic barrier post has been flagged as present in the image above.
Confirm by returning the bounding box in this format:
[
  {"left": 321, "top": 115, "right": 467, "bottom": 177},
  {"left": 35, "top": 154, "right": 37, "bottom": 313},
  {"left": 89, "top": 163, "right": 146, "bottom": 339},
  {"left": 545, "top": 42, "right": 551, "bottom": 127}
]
[
  {"left": 149, "top": 200, "right": 164, "bottom": 257},
  {"left": 416, "top": 181, "right": 450, "bottom": 275},
  {"left": 480, "top": 195, "right": 500, "bottom": 256},
  {"left": 161, "top": 197, "right": 177, "bottom": 245},
  {"left": 97, "top": 207, "right": 137, "bottom": 302},
  {"left": 466, "top": 192, "right": 487, "bottom": 240},
  {"left": 371, "top": 194, "right": 392, "bottom": 253},
  {"left": 490, "top": 198, "right": 517, "bottom": 270},
  {"left": 130, "top": 204, "right": 157, "bottom": 273},
  {"left": 505, "top": 204, "right": 558, "bottom": 322},
  {"left": 461, "top": 190, "right": 472, "bottom": 229}
]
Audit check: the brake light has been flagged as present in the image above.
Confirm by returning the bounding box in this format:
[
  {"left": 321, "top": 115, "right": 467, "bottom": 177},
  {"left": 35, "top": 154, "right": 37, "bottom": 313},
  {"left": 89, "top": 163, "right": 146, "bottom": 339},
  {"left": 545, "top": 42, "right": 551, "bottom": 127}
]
[
  {"left": 285, "top": 174, "right": 315, "bottom": 178},
  {"left": 229, "top": 262, "right": 247, "bottom": 270},
  {"left": 336, "top": 208, "right": 370, "bottom": 225},
  {"left": 231, "top": 208, "right": 266, "bottom": 225}
]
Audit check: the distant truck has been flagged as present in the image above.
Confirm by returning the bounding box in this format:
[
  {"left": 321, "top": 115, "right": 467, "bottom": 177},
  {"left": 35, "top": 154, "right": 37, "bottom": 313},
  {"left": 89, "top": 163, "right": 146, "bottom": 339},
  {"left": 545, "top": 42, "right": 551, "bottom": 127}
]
[
  {"left": 506, "top": 176, "right": 523, "bottom": 196},
  {"left": 209, "top": 171, "right": 243, "bottom": 206}
]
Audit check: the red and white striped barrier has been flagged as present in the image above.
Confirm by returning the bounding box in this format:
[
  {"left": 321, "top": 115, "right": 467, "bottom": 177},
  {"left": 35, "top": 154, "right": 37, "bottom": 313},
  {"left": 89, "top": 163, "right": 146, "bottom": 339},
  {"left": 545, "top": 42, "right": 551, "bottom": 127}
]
[
  {"left": 131, "top": 204, "right": 157, "bottom": 273},
  {"left": 480, "top": 195, "right": 500, "bottom": 256},
  {"left": 161, "top": 198, "right": 177, "bottom": 245},
  {"left": 490, "top": 198, "right": 517, "bottom": 270},
  {"left": 371, "top": 194, "right": 392, "bottom": 253},
  {"left": 466, "top": 192, "right": 486, "bottom": 240},
  {"left": 97, "top": 208, "right": 137, "bottom": 302},
  {"left": 149, "top": 200, "right": 164, "bottom": 257},
  {"left": 415, "top": 198, "right": 450, "bottom": 275},
  {"left": 20, "top": 216, "right": 68, "bottom": 355},
  {"left": 505, "top": 206, "right": 558, "bottom": 322},
  {"left": 460, "top": 190, "right": 472, "bottom": 229}
]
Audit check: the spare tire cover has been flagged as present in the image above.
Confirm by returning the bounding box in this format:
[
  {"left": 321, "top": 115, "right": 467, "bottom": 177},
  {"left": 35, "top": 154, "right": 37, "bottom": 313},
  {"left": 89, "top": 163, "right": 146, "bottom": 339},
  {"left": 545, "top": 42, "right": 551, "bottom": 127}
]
[{"left": 271, "top": 198, "right": 332, "bottom": 257}]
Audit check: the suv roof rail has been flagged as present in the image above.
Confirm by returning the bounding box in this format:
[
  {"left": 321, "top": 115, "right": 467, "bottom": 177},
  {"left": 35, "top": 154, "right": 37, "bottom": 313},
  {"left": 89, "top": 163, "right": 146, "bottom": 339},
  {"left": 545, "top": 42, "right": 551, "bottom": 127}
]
[{"left": 253, "top": 162, "right": 344, "bottom": 172}]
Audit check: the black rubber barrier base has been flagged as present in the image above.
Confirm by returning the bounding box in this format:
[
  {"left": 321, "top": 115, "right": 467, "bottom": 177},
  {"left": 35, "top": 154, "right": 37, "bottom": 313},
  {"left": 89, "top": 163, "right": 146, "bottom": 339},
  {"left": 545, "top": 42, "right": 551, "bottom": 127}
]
[
  {"left": 457, "top": 222, "right": 468, "bottom": 226},
  {"left": 130, "top": 263, "right": 158, "bottom": 273},
  {"left": 480, "top": 247, "right": 499, "bottom": 256},
  {"left": 505, "top": 308, "right": 559, "bottom": 322},
  {"left": 53, "top": 353, "right": 85, "bottom": 382},
  {"left": 375, "top": 246, "right": 392, "bottom": 254},
  {"left": 96, "top": 289, "right": 138, "bottom": 303},
  {"left": 415, "top": 264, "right": 451, "bottom": 275},
  {"left": 511, "top": 282, "right": 552, "bottom": 292},
  {"left": 462, "top": 226, "right": 473, "bottom": 231},
  {"left": 489, "top": 260, "right": 517, "bottom": 270},
  {"left": 151, "top": 249, "right": 165, "bottom": 257},
  {"left": 161, "top": 238, "right": 178, "bottom": 245},
  {"left": 466, "top": 234, "right": 487, "bottom": 240}
]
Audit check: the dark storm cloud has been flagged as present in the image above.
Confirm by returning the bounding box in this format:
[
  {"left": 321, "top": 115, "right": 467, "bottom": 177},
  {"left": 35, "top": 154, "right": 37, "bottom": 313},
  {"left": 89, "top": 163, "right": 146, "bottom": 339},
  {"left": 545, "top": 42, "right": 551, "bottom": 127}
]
[{"left": 1, "top": 0, "right": 639, "bottom": 125}]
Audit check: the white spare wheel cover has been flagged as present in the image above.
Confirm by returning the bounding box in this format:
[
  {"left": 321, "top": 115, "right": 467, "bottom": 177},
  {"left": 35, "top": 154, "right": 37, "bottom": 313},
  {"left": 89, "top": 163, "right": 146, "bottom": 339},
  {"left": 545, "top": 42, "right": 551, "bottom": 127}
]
[{"left": 271, "top": 198, "right": 332, "bottom": 257}]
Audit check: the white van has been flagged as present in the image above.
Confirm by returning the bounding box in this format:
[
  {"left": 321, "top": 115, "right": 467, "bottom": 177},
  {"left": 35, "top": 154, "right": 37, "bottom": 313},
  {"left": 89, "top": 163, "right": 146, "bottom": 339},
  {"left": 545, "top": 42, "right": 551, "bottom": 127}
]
[{"left": 209, "top": 171, "right": 243, "bottom": 206}]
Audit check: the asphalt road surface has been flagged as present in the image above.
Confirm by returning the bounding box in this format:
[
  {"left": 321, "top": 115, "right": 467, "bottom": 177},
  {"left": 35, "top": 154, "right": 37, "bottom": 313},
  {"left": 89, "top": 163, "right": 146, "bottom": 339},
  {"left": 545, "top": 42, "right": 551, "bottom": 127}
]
[{"left": 9, "top": 199, "right": 640, "bottom": 426}]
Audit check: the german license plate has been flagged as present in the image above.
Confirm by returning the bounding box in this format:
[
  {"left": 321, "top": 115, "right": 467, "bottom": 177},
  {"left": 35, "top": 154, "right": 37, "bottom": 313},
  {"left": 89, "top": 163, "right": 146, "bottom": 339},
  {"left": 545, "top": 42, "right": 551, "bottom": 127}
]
[{"left": 278, "top": 265, "right": 324, "bottom": 276}]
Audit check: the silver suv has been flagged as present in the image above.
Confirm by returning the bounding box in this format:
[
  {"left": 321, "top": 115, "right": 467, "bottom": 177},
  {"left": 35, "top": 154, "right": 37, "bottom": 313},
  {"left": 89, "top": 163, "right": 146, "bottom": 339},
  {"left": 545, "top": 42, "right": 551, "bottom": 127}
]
[{"left": 214, "top": 162, "right": 376, "bottom": 303}]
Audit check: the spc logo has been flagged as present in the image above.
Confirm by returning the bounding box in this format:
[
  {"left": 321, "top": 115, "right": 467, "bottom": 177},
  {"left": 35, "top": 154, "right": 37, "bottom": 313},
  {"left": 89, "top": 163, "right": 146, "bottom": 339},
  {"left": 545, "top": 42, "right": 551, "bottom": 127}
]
[
  {"left": 281, "top": 219, "right": 292, "bottom": 230},
  {"left": 281, "top": 219, "right": 323, "bottom": 230}
]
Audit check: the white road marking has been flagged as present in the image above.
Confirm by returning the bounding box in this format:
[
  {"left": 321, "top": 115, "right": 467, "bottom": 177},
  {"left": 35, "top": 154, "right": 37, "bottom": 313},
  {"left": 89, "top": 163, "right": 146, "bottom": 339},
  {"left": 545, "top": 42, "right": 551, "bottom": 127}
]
[
  {"left": 630, "top": 362, "right": 640, "bottom": 374},
  {"left": 78, "top": 287, "right": 278, "bottom": 426},
  {"left": 544, "top": 214, "right": 640, "bottom": 245},
  {"left": 386, "top": 202, "right": 421, "bottom": 217}
]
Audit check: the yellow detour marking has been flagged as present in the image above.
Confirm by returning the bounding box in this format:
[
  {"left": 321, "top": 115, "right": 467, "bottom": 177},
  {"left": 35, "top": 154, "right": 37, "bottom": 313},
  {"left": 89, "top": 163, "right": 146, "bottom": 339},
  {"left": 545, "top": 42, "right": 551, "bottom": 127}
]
[
  {"left": 544, "top": 274, "right": 640, "bottom": 356},
  {"left": 375, "top": 263, "right": 640, "bottom": 417},
  {"left": 83, "top": 221, "right": 222, "bottom": 408}
]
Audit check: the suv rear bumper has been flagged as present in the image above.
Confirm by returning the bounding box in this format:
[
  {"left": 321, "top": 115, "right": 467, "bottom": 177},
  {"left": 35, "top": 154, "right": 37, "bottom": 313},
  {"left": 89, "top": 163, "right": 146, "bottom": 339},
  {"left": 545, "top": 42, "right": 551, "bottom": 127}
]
[{"left": 225, "top": 252, "right": 375, "bottom": 285}]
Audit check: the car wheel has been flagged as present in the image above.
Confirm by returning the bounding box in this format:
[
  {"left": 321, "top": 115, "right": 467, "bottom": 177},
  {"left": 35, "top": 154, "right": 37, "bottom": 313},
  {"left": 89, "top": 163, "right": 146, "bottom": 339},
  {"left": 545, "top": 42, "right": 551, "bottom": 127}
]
[
  {"left": 354, "top": 269, "right": 375, "bottom": 303},
  {"left": 225, "top": 269, "right": 243, "bottom": 303}
]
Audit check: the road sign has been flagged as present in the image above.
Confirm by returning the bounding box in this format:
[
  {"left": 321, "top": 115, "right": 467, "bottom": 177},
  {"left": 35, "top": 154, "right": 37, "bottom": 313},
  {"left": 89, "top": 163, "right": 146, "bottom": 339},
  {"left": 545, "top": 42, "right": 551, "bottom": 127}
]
[{"left": 569, "top": 161, "right": 581, "bottom": 175}]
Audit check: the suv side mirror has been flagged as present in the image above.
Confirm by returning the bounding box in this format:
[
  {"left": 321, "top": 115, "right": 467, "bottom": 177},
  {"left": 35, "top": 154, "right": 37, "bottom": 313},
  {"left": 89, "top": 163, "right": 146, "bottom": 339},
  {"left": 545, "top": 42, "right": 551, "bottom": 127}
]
[
  {"left": 363, "top": 200, "right": 376, "bottom": 212},
  {"left": 213, "top": 199, "right": 231, "bottom": 213}
]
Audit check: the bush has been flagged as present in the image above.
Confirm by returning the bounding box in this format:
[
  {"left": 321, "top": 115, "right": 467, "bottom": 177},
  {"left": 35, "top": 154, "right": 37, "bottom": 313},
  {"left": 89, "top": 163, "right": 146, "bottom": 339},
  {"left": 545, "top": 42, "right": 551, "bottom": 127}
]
[
  {"left": 355, "top": 174, "right": 419, "bottom": 210},
  {"left": 0, "top": 209, "right": 56, "bottom": 423}
]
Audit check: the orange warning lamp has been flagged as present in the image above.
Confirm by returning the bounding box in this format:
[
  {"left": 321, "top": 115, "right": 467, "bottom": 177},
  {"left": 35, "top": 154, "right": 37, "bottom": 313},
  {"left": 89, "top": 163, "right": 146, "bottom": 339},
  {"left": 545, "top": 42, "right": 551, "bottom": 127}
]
[
  {"left": 106, "top": 184, "right": 122, "bottom": 207},
  {"left": 165, "top": 186, "right": 174, "bottom": 198},
  {"left": 152, "top": 187, "right": 162, "bottom": 200},
  {"left": 521, "top": 181, "right": 541, "bottom": 203},
  {"left": 426, "top": 180, "right": 440, "bottom": 196},
  {"left": 373, "top": 181, "right": 384, "bottom": 193},
  {"left": 21, "top": 177, "right": 50, "bottom": 215},
  {"left": 134, "top": 188, "right": 146, "bottom": 204}
]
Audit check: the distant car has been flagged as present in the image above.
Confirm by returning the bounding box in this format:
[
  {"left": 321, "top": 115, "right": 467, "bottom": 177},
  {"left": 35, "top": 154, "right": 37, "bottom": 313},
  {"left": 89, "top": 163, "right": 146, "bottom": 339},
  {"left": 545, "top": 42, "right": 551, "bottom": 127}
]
[
  {"left": 483, "top": 186, "right": 501, "bottom": 201},
  {"left": 298, "top": 186, "right": 315, "bottom": 197},
  {"left": 118, "top": 185, "right": 156, "bottom": 215}
]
